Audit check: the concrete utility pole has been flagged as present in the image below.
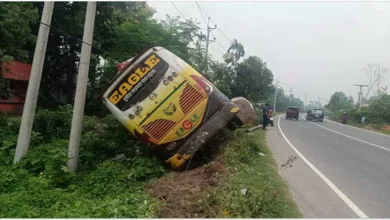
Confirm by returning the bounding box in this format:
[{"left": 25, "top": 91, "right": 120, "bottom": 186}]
[
  {"left": 304, "top": 93, "right": 307, "bottom": 111},
  {"left": 67, "top": 1, "right": 97, "bottom": 172},
  {"left": 14, "top": 2, "right": 55, "bottom": 163},
  {"left": 273, "top": 80, "right": 279, "bottom": 111},
  {"left": 289, "top": 88, "right": 293, "bottom": 105},
  {"left": 354, "top": 84, "right": 369, "bottom": 109},
  {"left": 204, "top": 17, "right": 216, "bottom": 75}
]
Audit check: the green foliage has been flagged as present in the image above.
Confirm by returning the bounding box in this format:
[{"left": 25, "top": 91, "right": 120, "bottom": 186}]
[
  {"left": 225, "top": 38, "right": 245, "bottom": 65},
  {"left": 325, "top": 91, "right": 354, "bottom": 114},
  {"left": 33, "top": 105, "right": 73, "bottom": 141},
  {"left": 206, "top": 129, "right": 301, "bottom": 218},
  {"left": 0, "top": 2, "right": 38, "bottom": 98},
  {"left": 271, "top": 88, "right": 305, "bottom": 112},
  {"left": 0, "top": 112, "right": 165, "bottom": 218},
  {"left": 343, "top": 94, "right": 390, "bottom": 125},
  {"left": 365, "top": 94, "right": 390, "bottom": 124},
  {"left": 209, "top": 56, "right": 274, "bottom": 102}
]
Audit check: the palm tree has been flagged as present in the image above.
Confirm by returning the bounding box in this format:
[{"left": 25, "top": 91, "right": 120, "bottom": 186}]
[{"left": 225, "top": 39, "right": 245, "bottom": 65}]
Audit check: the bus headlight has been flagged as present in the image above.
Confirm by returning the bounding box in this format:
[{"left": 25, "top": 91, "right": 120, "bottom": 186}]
[
  {"left": 172, "top": 72, "right": 178, "bottom": 77},
  {"left": 137, "top": 106, "right": 143, "bottom": 111},
  {"left": 167, "top": 76, "right": 174, "bottom": 81},
  {"left": 129, "top": 114, "right": 135, "bottom": 119},
  {"left": 163, "top": 80, "right": 169, "bottom": 85}
]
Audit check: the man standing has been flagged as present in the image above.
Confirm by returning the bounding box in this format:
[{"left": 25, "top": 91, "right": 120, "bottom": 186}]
[
  {"left": 268, "top": 108, "right": 274, "bottom": 126},
  {"left": 262, "top": 103, "right": 270, "bottom": 130}
]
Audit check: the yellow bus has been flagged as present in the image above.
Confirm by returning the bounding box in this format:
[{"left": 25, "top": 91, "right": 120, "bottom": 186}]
[{"left": 102, "top": 46, "right": 250, "bottom": 169}]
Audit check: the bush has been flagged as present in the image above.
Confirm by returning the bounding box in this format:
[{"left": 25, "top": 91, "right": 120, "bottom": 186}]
[
  {"left": 366, "top": 94, "right": 390, "bottom": 124},
  {"left": 0, "top": 108, "right": 165, "bottom": 218},
  {"left": 33, "top": 105, "right": 73, "bottom": 141},
  {"left": 337, "top": 95, "right": 390, "bottom": 126},
  {"left": 78, "top": 115, "right": 149, "bottom": 171}
]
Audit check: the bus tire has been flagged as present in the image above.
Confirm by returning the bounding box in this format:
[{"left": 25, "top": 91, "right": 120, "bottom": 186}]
[{"left": 226, "top": 122, "right": 238, "bottom": 131}]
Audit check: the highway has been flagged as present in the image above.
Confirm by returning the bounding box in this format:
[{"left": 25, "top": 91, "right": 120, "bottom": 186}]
[{"left": 267, "top": 114, "right": 390, "bottom": 218}]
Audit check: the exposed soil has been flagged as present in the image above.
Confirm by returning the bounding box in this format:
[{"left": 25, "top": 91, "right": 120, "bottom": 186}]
[
  {"left": 147, "top": 159, "right": 226, "bottom": 218},
  {"left": 382, "top": 125, "right": 390, "bottom": 131}
]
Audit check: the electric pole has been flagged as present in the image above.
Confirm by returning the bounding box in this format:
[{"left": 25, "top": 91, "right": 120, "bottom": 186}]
[
  {"left": 67, "top": 1, "right": 97, "bottom": 172},
  {"left": 14, "top": 2, "right": 55, "bottom": 163},
  {"left": 354, "top": 84, "right": 369, "bottom": 109},
  {"left": 273, "top": 80, "right": 279, "bottom": 111},
  {"left": 304, "top": 93, "right": 307, "bottom": 111},
  {"left": 289, "top": 88, "right": 293, "bottom": 105},
  {"left": 204, "top": 17, "right": 216, "bottom": 75}
]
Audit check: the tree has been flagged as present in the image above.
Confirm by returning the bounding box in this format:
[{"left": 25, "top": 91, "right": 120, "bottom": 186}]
[
  {"left": 208, "top": 61, "right": 234, "bottom": 97},
  {"left": 224, "top": 38, "right": 245, "bottom": 66},
  {"left": 305, "top": 100, "right": 324, "bottom": 110},
  {"left": 325, "top": 92, "right": 354, "bottom": 113},
  {"left": 0, "top": 2, "right": 38, "bottom": 99},
  {"left": 27, "top": 2, "right": 157, "bottom": 106},
  {"left": 363, "top": 63, "right": 388, "bottom": 104},
  {"left": 366, "top": 94, "right": 390, "bottom": 124},
  {"left": 231, "top": 56, "right": 273, "bottom": 102}
]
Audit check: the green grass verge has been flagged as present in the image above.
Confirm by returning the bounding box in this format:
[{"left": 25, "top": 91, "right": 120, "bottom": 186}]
[
  {"left": 205, "top": 128, "right": 302, "bottom": 218},
  {"left": 328, "top": 118, "right": 390, "bottom": 135},
  {"left": 0, "top": 110, "right": 165, "bottom": 218}
]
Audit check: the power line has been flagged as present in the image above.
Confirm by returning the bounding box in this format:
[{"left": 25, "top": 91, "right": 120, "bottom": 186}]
[
  {"left": 196, "top": 1, "right": 232, "bottom": 43},
  {"left": 171, "top": 2, "right": 187, "bottom": 20},
  {"left": 210, "top": 44, "right": 224, "bottom": 55},
  {"left": 215, "top": 39, "right": 227, "bottom": 53},
  {"left": 195, "top": 2, "right": 208, "bottom": 25}
]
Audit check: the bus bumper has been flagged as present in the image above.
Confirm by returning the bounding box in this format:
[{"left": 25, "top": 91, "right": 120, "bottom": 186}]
[{"left": 165, "top": 102, "right": 239, "bottom": 169}]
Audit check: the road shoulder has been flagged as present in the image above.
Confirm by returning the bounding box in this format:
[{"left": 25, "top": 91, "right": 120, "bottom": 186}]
[{"left": 266, "top": 116, "right": 358, "bottom": 218}]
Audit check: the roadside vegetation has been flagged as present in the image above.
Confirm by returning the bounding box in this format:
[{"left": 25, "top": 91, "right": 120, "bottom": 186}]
[
  {"left": 325, "top": 92, "right": 390, "bottom": 135},
  {"left": 0, "top": 107, "right": 165, "bottom": 218},
  {"left": 205, "top": 128, "right": 302, "bottom": 218},
  {"left": 1, "top": 108, "right": 301, "bottom": 218},
  {"left": 0, "top": 2, "right": 303, "bottom": 218}
]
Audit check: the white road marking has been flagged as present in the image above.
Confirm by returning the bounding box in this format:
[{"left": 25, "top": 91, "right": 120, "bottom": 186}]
[
  {"left": 277, "top": 116, "right": 368, "bottom": 218},
  {"left": 324, "top": 119, "right": 390, "bottom": 138},
  {"left": 309, "top": 121, "right": 390, "bottom": 153}
]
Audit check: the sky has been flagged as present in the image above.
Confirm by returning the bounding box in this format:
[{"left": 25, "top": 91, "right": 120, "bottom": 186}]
[{"left": 147, "top": 1, "right": 390, "bottom": 105}]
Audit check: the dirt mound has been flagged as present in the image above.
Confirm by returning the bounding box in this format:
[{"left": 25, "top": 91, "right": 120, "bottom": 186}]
[{"left": 147, "top": 160, "right": 226, "bottom": 218}]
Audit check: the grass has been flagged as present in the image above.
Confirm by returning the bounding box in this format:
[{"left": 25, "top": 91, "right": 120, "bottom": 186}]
[
  {"left": 0, "top": 110, "right": 166, "bottom": 218},
  {"left": 205, "top": 128, "right": 302, "bottom": 218},
  {"left": 1, "top": 108, "right": 301, "bottom": 218},
  {"left": 328, "top": 118, "right": 390, "bottom": 136}
]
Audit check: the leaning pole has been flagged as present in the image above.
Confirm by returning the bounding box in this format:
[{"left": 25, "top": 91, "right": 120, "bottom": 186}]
[
  {"left": 14, "top": 2, "right": 55, "bottom": 163},
  {"left": 67, "top": 1, "right": 97, "bottom": 172}
]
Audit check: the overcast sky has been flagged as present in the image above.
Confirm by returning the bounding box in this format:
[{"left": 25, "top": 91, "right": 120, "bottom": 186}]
[{"left": 147, "top": 1, "right": 390, "bottom": 104}]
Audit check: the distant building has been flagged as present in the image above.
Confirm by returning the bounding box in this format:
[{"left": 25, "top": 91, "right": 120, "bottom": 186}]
[{"left": 0, "top": 61, "right": 31, "bottom": 114}]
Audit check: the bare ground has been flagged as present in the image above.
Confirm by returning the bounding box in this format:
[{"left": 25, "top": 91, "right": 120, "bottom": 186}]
[{"left": 147, "top": 159, "right": 226, "bottom": 218}]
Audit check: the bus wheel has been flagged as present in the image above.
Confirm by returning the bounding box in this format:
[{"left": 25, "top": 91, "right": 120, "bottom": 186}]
[
  {"left": 226, "top": 122, "right": 238, "bottom": 131},
  {"left": 227, "top": 115, "right": 243, "bottom": 131}
]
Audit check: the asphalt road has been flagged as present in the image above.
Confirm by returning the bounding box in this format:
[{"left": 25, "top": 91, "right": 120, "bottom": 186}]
[{"left": 267, "top": 114, "right": 390, "bottom": 218}]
